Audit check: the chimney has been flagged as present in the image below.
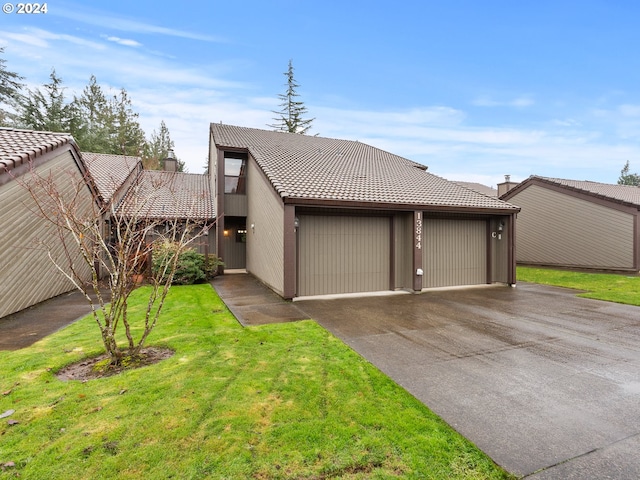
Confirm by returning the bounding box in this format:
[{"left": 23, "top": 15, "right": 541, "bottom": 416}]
[
  {"left": 163, "top": 150, "right": 177, "bottom": 172},
  {"left": 497, "top": 174, "right": 518, "bottom": 197}
]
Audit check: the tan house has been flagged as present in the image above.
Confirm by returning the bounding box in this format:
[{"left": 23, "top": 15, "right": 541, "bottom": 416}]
[
  {"left": 500, "top": 176, "right": 640, "bottom": 272},
  {"left": 209, "top": 123, "right": 520, "bottom": 299},
  {"left": 0, "top": 128, "right": 98, "bottom": 318}
]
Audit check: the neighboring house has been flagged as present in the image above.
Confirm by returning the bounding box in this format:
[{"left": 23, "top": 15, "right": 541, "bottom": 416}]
[
  {"left": 0, "top": 128, "right": 98, "bottom": 319},
  {"left": 500, "top": 175, "right": 640, "bottom": 272},
  {"left": 83, "top": 152, "right": 215, "bottom": 256},
  {"left": 455, "top": 181, "right": 498, "bottom": 198},
  {"left": 209, "top": 123, "right": 520, "bottom": 299}
]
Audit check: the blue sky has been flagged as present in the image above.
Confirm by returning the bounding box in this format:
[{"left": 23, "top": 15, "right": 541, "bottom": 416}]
[{"left": 2, "top": 1, "right": 640, "bottom": 185}]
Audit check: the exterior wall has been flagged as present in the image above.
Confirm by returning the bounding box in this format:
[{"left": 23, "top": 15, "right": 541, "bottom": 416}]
[
  {"left": 246, "top": 157, "right": 285, "bottom": 294},
  {"left": 0, "top": 150, "right": 94, "bottom": 318},
  {"left": 422, "top": 218, "right": 487, "bottom": 288},
  {"left": 297, "top": 215, "right": 390, "bottom": 296},
  {"left": 393, "top": 213, "right": 413, "bottom": 290},
  {"left": 491, "top": 216, "right": 510, "bottom": 283},
  {"left": 221, "top": 217, "right": 246, "bottom": 268},
  {"left": 224, "top": 194, "right": 247, "bottom": 217},
  {"left": 510, "top": 185, "right": 635, "bottom": 270}
]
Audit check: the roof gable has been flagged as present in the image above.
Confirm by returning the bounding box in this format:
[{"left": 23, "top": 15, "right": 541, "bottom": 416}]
[
  {"left": 211, "top": 124, "right": 518, "bottom": 212},
  {"left": 83, "top": 152, "right": 141, "bottom": 203},
  {"left": 0, "top": 127, "right": 75, "bottom": 172},
  {"left": 502, "top": 176, "right": 640, "bottom": 209}
]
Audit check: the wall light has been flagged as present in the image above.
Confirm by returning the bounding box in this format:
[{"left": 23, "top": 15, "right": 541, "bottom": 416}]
[
  {"left": 294, "top": 217, "right": 300, "bottom": 229},
  {"left": 223, "top": 229, "right": 230, "bottom": 237}
]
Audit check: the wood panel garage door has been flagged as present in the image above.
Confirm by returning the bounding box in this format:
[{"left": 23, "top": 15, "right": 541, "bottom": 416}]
[
  {"left": 298, "top": 215, "right": 390, "bottom": 296},
  {"left": 423, "top": 218, "right": 487, "bottom": 288}
]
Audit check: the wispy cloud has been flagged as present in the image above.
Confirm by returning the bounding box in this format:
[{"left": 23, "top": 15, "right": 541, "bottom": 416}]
[
  {"left": 472, "top": 95, "right": 535, "bottom": 108},
  {"left": 103, "top": 35, "right": 142, "bottom": 48},
  {"left": 51, "top": 5, "right": 226, "bottom": 43}
]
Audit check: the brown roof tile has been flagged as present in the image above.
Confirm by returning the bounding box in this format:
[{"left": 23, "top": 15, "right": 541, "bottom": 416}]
[
  {"left": 0, "top": 127, "right": 74, "bottom": 171},
  {"left": 82, "top": 152, "right": 141, "bottom": 202},
  {"left": 211, "top": 124, "right": 518, "bottom": 211},
  {"left": 118, "top": 170, "right": 214, "bottom": 220}
]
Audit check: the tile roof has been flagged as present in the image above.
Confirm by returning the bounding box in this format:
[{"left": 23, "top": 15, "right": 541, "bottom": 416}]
[
  {"left": 118, "top": 170, "right": 214, "bottom": 220},
  {"left": 82, "top": 152, "right": 141, "bottom": 203},
  {"left": 211, "top": 124, "right": 518, "bottom": 211},
  {"left": 516, "top": 176, "right": 640, "bottom": 208},
  {"left": 0, "top": 127, "right": 74, "bottom": 171},
  {"left": 455, "top": 181, "right": 498, "bottom": 198}
]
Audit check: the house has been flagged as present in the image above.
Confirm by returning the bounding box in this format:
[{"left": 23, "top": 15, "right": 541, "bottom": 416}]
[
  {"left": 83, "top": 152, "right": 215, "bottom": 256},
  {"left": 0, "top": 128, "right": 215, "bottom": 320},
  {"left": 209, "top": 123, "right": 520, "bottom": 299},
  {"left": 500, "top": 175, "right": 640, "bottom": 272},
  {"left": 0, "top": 128, "right": 98, "bottom": 318},
  {"left": 455, "top": 181, "right": 498, "bottom": 198}
]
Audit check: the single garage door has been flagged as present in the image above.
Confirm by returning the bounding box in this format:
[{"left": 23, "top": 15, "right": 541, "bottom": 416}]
[
  {"left": 423, "top": 218, "right": 487, "bottom": 288},
  {"left": 298, "top": 215, "right": 390, "bottom": 296}
]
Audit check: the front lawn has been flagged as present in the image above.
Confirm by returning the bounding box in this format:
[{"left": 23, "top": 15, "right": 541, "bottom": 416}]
[
  {"left": 0, "top": 284, "right": 512, "bottom": 479},
  {"left": 517, "top": 266, "right": 640, "bottom": 306}
]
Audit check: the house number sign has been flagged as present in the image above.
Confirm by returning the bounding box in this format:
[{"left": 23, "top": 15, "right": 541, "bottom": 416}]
[{"left": 415, "top": 212, "right": 422, "bottom": 250}]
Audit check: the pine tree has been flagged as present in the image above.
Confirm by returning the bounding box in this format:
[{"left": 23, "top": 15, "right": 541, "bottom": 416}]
[
  {"left": 71, "top": 75, "right": 113, "bottom": 153},
  {"left": 618, "top": 161, "right": 640, "bottom": 186},
  {"left": 0, "top": 47, "right": 24, "bottom": 126},
  {"left": 110, "top": 88, "right": 146, "bottom": 156},
  {"left": 142, "top": 120, "right": 186, "bottom": 171},
  {"left": 17, "top": 69, "right": 73, "bottom": 133},
  {"left": 269, "top": 59, "right": 314, "bottom": 134}
]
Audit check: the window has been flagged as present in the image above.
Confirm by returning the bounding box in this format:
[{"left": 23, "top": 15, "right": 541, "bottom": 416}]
[
  {"left": 236, "top": 228, "right": 247, "bottom": 243},
  {"left": 224, "top": 154, "right": 247, "bottom": 194}
]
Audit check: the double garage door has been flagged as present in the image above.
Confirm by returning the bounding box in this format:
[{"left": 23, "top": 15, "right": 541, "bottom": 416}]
[{"left": 297, "top": 215, "right": 487, "bottom": 296}]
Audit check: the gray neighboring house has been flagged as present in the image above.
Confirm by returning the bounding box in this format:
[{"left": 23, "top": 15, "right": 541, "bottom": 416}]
[
  {"left": 500, "top": 175, "right": 640, "bottom": 272},
  {"left": 0, "top": 128, "right": 98, "bottom": 319},
  {"left": 209, "top": 123, "right": 521, "bottom": 299}
]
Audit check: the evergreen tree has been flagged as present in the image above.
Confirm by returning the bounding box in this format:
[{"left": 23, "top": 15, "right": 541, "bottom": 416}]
[
  {"left": 618, "top": 161, "right": 640, "bottom": 186},
  {"left": 17, "top": 69, "right": 73, "bottom": 133},
  {"left": 71, "top": 75, "right": 113, "bottom": 153},
  {"left": 269, "top": 59, "right": 314, "bottom": 134},
  {"left": 0, "top": 47, "right": 24, "bottom": 126},
  {"left": 110, "top": 88, "right": 146, "bottom": 156}
]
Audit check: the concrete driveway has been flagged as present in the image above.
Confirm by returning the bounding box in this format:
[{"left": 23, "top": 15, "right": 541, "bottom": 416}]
[{"left": 297, "top": 283, "right": 640, "bottom": 478}]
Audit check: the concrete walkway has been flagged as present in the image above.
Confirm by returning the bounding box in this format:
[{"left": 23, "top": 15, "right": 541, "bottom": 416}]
[{"left": 210, "top": 273, "right": 308, "bottom": 326}]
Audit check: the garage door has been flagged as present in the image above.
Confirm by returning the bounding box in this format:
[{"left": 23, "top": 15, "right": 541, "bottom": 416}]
[
  {"left": 423, "top": 218, "right": 487, "bottom": 288},
  {"left": 298, "top": 215, "right": 390, "bottom": 296}
]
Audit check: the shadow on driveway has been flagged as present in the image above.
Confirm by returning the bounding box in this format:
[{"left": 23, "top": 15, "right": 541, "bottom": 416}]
[{"left": 297, "top": 283, "right": 640, "bottom": 479}]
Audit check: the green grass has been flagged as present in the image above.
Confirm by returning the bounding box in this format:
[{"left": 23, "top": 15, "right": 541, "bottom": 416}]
[
  {"left": 0, "top": 284, "right": 512, "bottom": 479},
  {"left": 518, "top": 266, "right": 640, "bottom": 306}
]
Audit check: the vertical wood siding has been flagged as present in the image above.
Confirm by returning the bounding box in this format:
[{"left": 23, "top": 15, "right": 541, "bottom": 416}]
[
  {"left": 491, "top": 217, "right": 510, "bottom": 283},
  {"left": 393, "top": 213, "right": 413, "bottom": 289},
  {"left": 422, "top": 218, "right": 487, "bottom": 288},
  {"left": 0, "top": 151, "right": 93, "bottom": 318},
  {"left": 298, "top": 215, "right": 390, "bottom": 296},
  {"left": 512, "top": 185, "right": 634, "bottom": 269},
  {"left": 246, "top": 159, "right": 284, "bottom": 294}
]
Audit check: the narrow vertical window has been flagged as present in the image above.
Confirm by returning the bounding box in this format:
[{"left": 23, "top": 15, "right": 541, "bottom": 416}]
[{"left": 224, "top": 153, "right": 247, "bottom": 194}]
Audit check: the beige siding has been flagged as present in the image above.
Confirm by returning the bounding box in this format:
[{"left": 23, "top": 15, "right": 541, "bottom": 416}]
[
  {"left": 298, "top": 215, "right": 390, "bottom": 296},
  {"left": 0, "top": 151, "right": 93, "bottom": 318},
  {"left": 512, "top": 185, "right": 634, "bottom": 269},
  {"left": 246, "top": 158, "right": 284, "bottom": 294},
  {"left": 393, "top": 213, "right": 413, "bottom": 289},
  {"left": 423, "top": 218, "right": 487, "bottom": 288},
  {"left": 224, "top": 194, "right": 247, "bottom": 216}
]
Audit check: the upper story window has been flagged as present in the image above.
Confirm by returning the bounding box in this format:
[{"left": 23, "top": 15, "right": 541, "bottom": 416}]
[{"left": 224, "top": 153, "right": 247, "bottom": 194}]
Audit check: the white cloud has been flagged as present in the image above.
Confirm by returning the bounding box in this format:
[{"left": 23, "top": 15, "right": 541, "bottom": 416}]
[
  {"left": 473, "top": 95, "right": 534, "bottom": 108},
  {"left": 103, "top": 36, "right": 142, "bottom": 48},
  {"left": 51, "top": 6, "right": 226, "bottom": 43}
]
